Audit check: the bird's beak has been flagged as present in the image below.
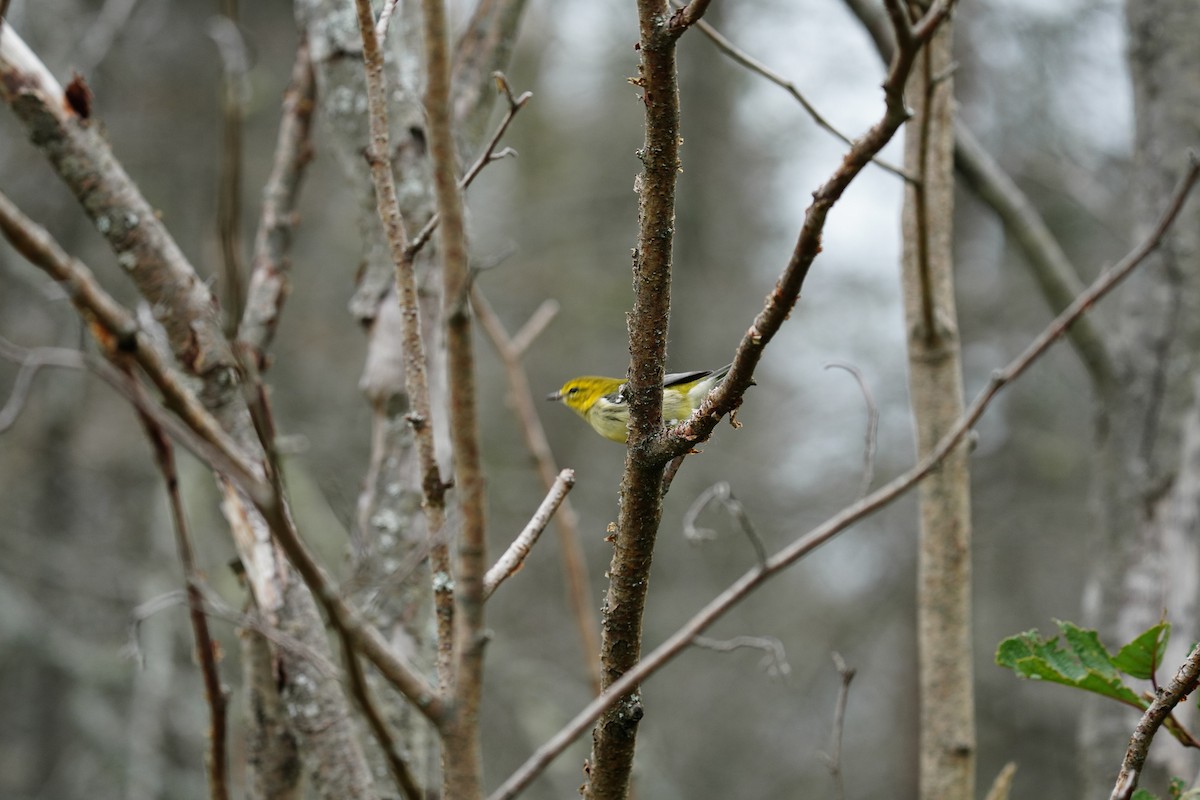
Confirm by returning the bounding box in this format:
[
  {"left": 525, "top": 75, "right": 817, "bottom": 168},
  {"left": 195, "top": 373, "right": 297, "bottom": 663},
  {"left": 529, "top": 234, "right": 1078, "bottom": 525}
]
[{"left": 546, "top": 390, "right": 562, "bottom": 402}]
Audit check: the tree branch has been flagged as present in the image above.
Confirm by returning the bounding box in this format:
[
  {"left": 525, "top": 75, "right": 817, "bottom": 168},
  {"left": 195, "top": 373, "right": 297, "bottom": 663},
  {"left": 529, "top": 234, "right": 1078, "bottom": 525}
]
[
  {"left": 472, "top": 288, "right": 603, "bottom": 693},
  {"left": 585, "top": 4, "right": 956, "bottom": 796},
  {"left": 584, "top": 1, "right": 683, "bottom": 794},
  {"left": 450, "top": 0, "right": 529, "bottom": 149},
  {"left": 649, "top": 0, "right": 957, "bottom": 464},
  {"left": 406, "top": 72, "right": 530, "bottom": 260},
  {"left": 488, "top": 155, "right": 1200, "bottom": 800},
  {"left": 135, "top": 401, "right": 230, "bottom": 800},
  {"left": 0, "top": 24, "right": 240, "bottom": 411},
  {"left": 820, "top": 652, "right": 856, "bottom": 800},
  {"left": 954, "top": 123, "right": 1116, "bottom": 392},
  {"left": 0, "top": 190, "right": 266, "bottom": 502},
  {"left": 423, "top": 0, "right": 488, "bottom": 795},
  {"left": 341, "top": 642, "right": 426, "bottom": 800},
  {"left": 1, "top": 70, "right": 451, "bottom": 758},
  {"left": 484, "top": 468, "right": 575, "bottom": 599},
  {"left": 210, "top": 2, "right": 248, "bottom": 340},
  {"left": 238, "top": 38, "right": 316, "bottom": 364},
  {"left": 900, "top": 11, "right": 975, "bottom": 796},
  {"left": 672, "top": 0, "right": 910, "bottom": 181},
  {"left": 667, "top": 0, "right": 714, "bottom": 34},
  {"left": 1110, "top": 643, "right": 1200, "bottom": 800},
  {"left": 839, "top": 0, "right": 1116, "bottom": 394},
  {"left": 351, "top": 0, "right": 455, "bottom": 691}
]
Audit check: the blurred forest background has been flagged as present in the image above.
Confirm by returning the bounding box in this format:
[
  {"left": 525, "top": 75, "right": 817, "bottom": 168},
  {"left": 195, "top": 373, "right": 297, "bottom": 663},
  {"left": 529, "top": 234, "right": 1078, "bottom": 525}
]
[{"left": 0, "top": 0, "right": 1160, "bottom": 798}]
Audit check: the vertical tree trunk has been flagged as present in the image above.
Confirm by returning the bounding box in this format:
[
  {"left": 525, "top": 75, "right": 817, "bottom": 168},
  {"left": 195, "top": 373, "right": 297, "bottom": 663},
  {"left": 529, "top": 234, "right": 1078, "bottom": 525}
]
[
  {"left": 1081, "top": 1, "right": 1200, "bottom": 794},
  {"left": 900, "top": 10, "right": 976, "bottom": 800}
]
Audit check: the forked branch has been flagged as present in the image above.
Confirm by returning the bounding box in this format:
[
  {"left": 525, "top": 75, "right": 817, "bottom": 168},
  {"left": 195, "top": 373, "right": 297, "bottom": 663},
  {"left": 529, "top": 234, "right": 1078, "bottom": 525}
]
[{"left": 489, "top": 154, "right": 1200, "bottom": 800}]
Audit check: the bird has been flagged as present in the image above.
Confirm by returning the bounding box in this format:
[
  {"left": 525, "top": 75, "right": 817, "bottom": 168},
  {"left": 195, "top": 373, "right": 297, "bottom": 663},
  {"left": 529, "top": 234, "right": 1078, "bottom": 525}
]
[{"left": 547, "top": 363, "right": 735, "bottom": 443}]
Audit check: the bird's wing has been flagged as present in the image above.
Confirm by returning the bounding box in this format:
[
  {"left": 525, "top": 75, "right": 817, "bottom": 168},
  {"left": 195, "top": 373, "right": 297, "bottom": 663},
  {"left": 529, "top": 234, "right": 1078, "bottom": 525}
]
[
  {"left": 663, "top": 368, "right": 713, "bottom": 388},
  {"left": 604, "top": 384, "right": 629, "bottom": 405}
]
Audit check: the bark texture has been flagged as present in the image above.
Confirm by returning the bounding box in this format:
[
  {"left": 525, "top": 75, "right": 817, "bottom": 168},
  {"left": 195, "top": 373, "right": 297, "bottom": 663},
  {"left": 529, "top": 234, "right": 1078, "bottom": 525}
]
[
  {"left": 0, "top": 23, "right": 378, "bottom": 799},
  {"left": 1081, "top": 1, "right": 1200, "bottom": 794},
  {"left": 900, "top": 12, "right": 976, "bottom": 800},
  {"left": 582, "top": 3, "right": 681, "bottom": 796}
]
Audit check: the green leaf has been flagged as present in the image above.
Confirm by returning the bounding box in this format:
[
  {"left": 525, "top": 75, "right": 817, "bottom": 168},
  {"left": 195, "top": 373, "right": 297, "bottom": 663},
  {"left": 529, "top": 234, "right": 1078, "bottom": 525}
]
[
  {"left": 1113, "top": 621, "right": 1170, "bottom": 680},
  {"left": 1133, "top": 790, "right": 1161, "bottom": 800},
  {"left": 1060, "top": 621, "right": 1122, "bottom": 680},
  {"left": 995, "top": 622, "right": 1144, "bottom": 707}
]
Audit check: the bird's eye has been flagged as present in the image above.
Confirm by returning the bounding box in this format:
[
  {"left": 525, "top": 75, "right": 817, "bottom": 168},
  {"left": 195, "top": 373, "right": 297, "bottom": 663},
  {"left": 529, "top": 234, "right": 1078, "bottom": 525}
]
[{"left": 567, "top": 387, "right": 578, "bottom": 396}]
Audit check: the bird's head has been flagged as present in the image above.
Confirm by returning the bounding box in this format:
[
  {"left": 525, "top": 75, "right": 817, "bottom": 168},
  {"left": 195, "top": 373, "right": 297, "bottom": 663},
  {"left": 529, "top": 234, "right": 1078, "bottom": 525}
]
[{"left": 547, "top": 376, "right": 624, "bottom": 416}]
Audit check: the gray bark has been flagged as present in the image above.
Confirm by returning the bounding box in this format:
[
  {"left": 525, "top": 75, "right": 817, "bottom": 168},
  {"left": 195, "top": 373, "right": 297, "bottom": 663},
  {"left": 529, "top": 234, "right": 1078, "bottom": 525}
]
[
  {"left": 900, "top": 15, "right": 976, "bottom": 800},
  {"left": 1081, "top": 1, "right": 1200, "bottom": 794}
]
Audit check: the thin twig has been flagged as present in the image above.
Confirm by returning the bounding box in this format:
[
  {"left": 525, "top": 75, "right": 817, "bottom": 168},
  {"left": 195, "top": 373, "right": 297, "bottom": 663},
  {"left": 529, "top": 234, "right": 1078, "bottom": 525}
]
[
  {"left": 653, "top": 0, "right": 958, "bottom": 464},
  {"left": 840, "top": 0, "right": 1114, "bottom": 388},
  {"left": 819, "top": 652, "right": 856, "bottom": 800},
  {"left": 659, "top": 452, "right": 687, "bottom": 497},
  {"left": 3, "top": 338, "right": 270, "bottom": 507},
  {"left": 129, "top": 585, "right": 344, "bottom": 679},
  {"left": 423, "top": 0, "right": 487, "bottom": 790},
  {"left": 486, "top": 155, "right": 1200, "bottom": 800},
  {"left": 667, "top": 0, "right": 714, "bottom": 34},
  {"left": 231, "top": 341, "right": 447, "bottom": 732},
  {"left": 510, "top": 298, "right": 559, "bottom": 357},
  {"left": 0, "top": 25, "right": 241, "bottom": 414},
  {"left": 0, "top": 189, "right": 266, "bottom": 501},
  {"left": 471, "top": 286, "right": 602, "bottom": 695},
  {"left": 248, "top": 410, "right": 447, "bottom": 725},
  {"left": 983, "top": 762, "right": 1018, "bottom": 800},
  {"left": 209, "top": 2, "right": 248, "bottom": 339},
  {"left": 682, "top": 482, "right": 767, "bottom": 566},
  {"left": 672, "top": 0, "right": 911, "bottom": 182},
  {"left": 484, "top": 468, "right": 575, "bottom": 599},
  {"left": 691, "top": 635, "right": 791, "bottom": 678},
  {"left": 954, "top": 124, "right": 1115, "bottom": 392},
  {"left": 0, "top": 339, "right": 81, "bottom": 432},
  {"left": 75, "top": 0, "right": 142, "bottom": 73},
  {"left": 1111, "top": 643, "right": 1200, "bottom": 800},
  {"left": 340, "top": 641, "right": 425, "bottom": 800},
  {"left": 406, "top": 73, "right": 531, "bottom": 259},
  {"left": 823, "top": 362, "right": 879, "bottom": 497},
  {"left": 238, "top": 39, "right": 316, "bottom": 363},
  {"left": 351, "top": 0, "right": 454, "bottom": 690},
  {"left": 375, "top": 0, "right": 402, "bottom": 43},
  {"left": 135, "top": 393, "right": 230, "bottom": 800}
]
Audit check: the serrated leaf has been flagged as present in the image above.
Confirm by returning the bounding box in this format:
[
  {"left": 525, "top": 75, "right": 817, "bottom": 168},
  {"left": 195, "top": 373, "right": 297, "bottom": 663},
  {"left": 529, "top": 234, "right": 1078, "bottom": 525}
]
[
  {"left": 1058, "top": 620, "right": 1121, "bottom": 680},
  {"left": 995, "top": 626, "right": 1144, "bottom": 707},
  {"left": 1113, "top": 622, "right": 1171, "bottom": 680}
]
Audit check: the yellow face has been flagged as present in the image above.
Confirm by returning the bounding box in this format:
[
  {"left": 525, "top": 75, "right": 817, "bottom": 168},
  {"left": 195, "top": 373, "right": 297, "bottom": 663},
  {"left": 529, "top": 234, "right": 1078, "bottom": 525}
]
[
  {"left": 548, "top": 377, "right": 629, "bottom": 441},
  {"left": 549, "top": 377, "right": 624, "bottom": 417}
]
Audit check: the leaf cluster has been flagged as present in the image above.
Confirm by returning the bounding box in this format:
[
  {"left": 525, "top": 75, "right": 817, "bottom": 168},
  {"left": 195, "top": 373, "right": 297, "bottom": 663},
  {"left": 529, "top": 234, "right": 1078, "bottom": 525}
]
[{"left": 996, "top": 619, "right": 1170, "bottom": 710}]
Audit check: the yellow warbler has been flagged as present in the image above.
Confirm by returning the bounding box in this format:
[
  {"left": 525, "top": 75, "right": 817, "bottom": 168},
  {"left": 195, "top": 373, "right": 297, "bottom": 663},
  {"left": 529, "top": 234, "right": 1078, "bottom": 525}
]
[{"left": 547, "top": 364, "right": 734, "bottom": 443}]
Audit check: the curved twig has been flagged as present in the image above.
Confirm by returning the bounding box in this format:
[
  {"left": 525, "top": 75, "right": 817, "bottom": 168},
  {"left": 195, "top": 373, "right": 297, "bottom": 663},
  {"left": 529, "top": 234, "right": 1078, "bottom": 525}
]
[{"left": 823, "top": 362, "right": 879, "bottom": 497}]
